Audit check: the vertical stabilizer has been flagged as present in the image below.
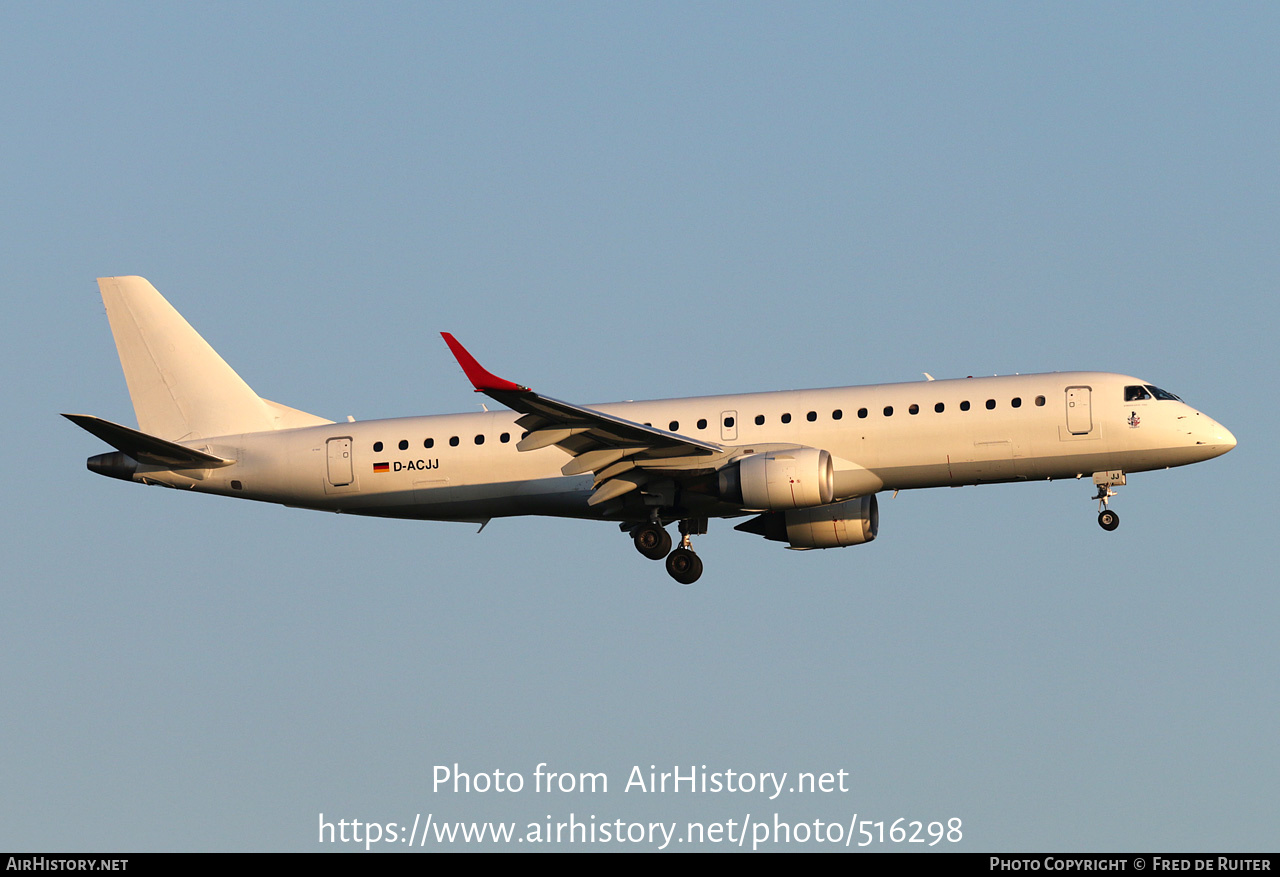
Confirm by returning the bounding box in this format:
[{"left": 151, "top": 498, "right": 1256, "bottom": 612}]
[{"left": 98, "top": 276, "right": 281, "bottom": 440}]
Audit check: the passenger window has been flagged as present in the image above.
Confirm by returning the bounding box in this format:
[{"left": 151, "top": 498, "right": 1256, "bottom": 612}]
[
  {"left": 781, "top": 413, "right": 792, "bottom": 424},
  {"left": 985, "top": 399, "right": 996, "bottom": 410},
  {"left": 755, "top": 415, "right": 765, "bottom": 425},
  {"left": 373, "top": 441, "right": 383, "bottom": 452},
  {"left": 399, "top": 440, "right": 409, "bottom": 450},
  {"left": 807, "top": 411, "right": 817, "bottom": 422},
  {"left": 723, "top": 416, "right": 735, "bottom": 428},
  {"left": 474, "top": 434, "right": 484, "bottom": 445},
  {"left": 449, "top": 436, "right": 459, "bottom": 447},
  {"left": 697, "top": 418, "right": 707, "bottom": 430},
  {"left": 1035, "top": 396, "right": 1046, "bottom": 407},
  {"left": 424, "top": 438, "right": 434, "bottom": 449},
  {"left": 960, "top": 401, "right": 970, "bottom": 411},
  {"left": 669, "top": 421, "right": 679, "bottom": 431},
  {"left": 857, "top": 408, "right": 868, "bottom": 419},
  {"left": 935, "top": 402, "right": 945, "bottom": 413},
  {"left": 500, "top": 433, "right": 510, "bottom": 443},
  {"left": 883, "top": 406, "right": 893, "bottom": 417},
  {"left": 1011, "top": 397, "right": 1022, "bottom": 408},
  {"left": 832, "top": 409, "right": 843, "bottom": 420},
  {"left": 909, "top": 404, "right": 919, "bottom": 415}
]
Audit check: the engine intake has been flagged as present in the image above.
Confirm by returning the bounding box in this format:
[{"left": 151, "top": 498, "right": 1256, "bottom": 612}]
[{"left": 719, "top": 448, "right": 834, "bottom": 510}]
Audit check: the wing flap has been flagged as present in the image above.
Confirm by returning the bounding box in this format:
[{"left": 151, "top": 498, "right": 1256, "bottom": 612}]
[
  {"left": 517, "top": 427, "right": 591, "bottom": 452},
  {"left": 587, "top": 473, "right": 650, "bottom": 506},
  {"left": 560, "top": 448, "right": 637, "bottom": 476}
]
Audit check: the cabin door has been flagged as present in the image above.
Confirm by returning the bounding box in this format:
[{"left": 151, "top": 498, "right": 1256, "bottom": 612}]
[
  {"left": 1065, "top": 387, "right": 1093, "bottom": 435},
  {"left": 326, "top": 437, "right": 354, "bottom": 486},
  {"left": 720, "top": 410, "right": 738, "bottom": 442}
]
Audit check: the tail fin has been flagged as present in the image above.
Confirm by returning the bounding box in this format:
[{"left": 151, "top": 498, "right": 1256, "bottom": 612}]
[{"left": 97, "top": 276, "right": 331, "bottom": 440}]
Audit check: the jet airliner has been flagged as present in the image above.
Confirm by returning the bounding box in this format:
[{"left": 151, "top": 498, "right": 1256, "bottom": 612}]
[{"left": 67, "top": 276, "right": 1237, "bottom": 584}]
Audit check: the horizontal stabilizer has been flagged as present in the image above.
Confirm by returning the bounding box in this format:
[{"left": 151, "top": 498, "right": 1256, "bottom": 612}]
[{"left": 62, "top": 413, "right": 234, "bottom": 469}]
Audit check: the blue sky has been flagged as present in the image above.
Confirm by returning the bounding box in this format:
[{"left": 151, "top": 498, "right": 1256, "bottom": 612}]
[{"left": 3, "top": 2, "right": 1277, "bottom": 851}]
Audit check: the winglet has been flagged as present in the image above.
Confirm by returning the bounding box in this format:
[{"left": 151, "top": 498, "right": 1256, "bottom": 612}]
[{"left": 440, "top": 333, "right": 528, "bottom": 393}]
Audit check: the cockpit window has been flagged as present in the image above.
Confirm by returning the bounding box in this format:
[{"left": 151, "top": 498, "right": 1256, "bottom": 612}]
[
  {"left": 1144, "top": 384, "right": 1182, "bottom": 401},
  {"left": 1125, "top": 386, "right": 1153, "bottom": 401}
]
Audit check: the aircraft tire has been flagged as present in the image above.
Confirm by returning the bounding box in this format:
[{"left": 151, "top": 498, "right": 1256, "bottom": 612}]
[
  {"left": 633, "top": 524, "right": 672, "bottom": 560},
  {"left": 1098, "top": 510, "right": 1120, "bottom": 531},
  {"left": 666, "top": 548, "right": 703, "bottom": 585}
]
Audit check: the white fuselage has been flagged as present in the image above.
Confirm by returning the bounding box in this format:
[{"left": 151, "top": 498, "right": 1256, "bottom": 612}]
[{"left": 135, "top": 371, "right": 1235, "bottom": 525}]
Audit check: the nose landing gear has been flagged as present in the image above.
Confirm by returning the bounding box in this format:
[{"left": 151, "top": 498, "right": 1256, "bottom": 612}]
[
  {"left": 1092, "top": 470, "right": 1125, "bottom": 531},
  {"left": 1097, "top": 506, "right": 1120, "bottom": 531}
]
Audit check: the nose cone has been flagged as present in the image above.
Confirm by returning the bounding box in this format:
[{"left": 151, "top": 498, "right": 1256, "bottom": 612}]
[{"left": 1197, "top": 418, "right": 1237, "bottom": 459}]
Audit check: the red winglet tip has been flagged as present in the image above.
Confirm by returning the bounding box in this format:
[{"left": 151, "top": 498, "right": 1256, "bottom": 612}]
[{"left": 440, "top": 332, "right": 527, "bottom": 393}]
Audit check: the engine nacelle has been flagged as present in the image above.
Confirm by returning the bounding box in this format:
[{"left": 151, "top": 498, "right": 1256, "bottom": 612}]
[
  {"left": 734, "top": 494, "right": 879, "bottom": 549},
  {"left": 719, "top": 448, "right": 834, "bottom": 510}
]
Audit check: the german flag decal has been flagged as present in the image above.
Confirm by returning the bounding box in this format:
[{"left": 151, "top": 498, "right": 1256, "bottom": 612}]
[{"left": 373, "top": 462, "right": 389, "bottom": 473}]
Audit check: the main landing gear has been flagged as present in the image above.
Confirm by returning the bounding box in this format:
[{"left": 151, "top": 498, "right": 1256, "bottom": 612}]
[
  {"left": 632, "top": 522, "right": 671, "bottom": 560},
  {"left": 1092, "top": 470, "right": 1125, "bottom": 531},
  {"left": 630, "top": 519, "right": 704, "bottom": 584},
  {"left": 665, "top": 537, "right": 703, "bottom": 586}
]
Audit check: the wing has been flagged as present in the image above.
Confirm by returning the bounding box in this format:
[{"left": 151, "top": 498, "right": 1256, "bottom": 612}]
[{"left": 441, "top": 334, "right": 730, "bottom": 509}]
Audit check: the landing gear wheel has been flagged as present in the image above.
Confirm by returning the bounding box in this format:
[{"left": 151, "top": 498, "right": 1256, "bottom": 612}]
[
  {"left": 633, "top": 524, "right": 672, "bottom": 560},
  {"left": 1098, "top": 509, "right": 1120, "bottom": 531},
  {"left": 665, "top": 548, "right": 703, "bottom": 585}
]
